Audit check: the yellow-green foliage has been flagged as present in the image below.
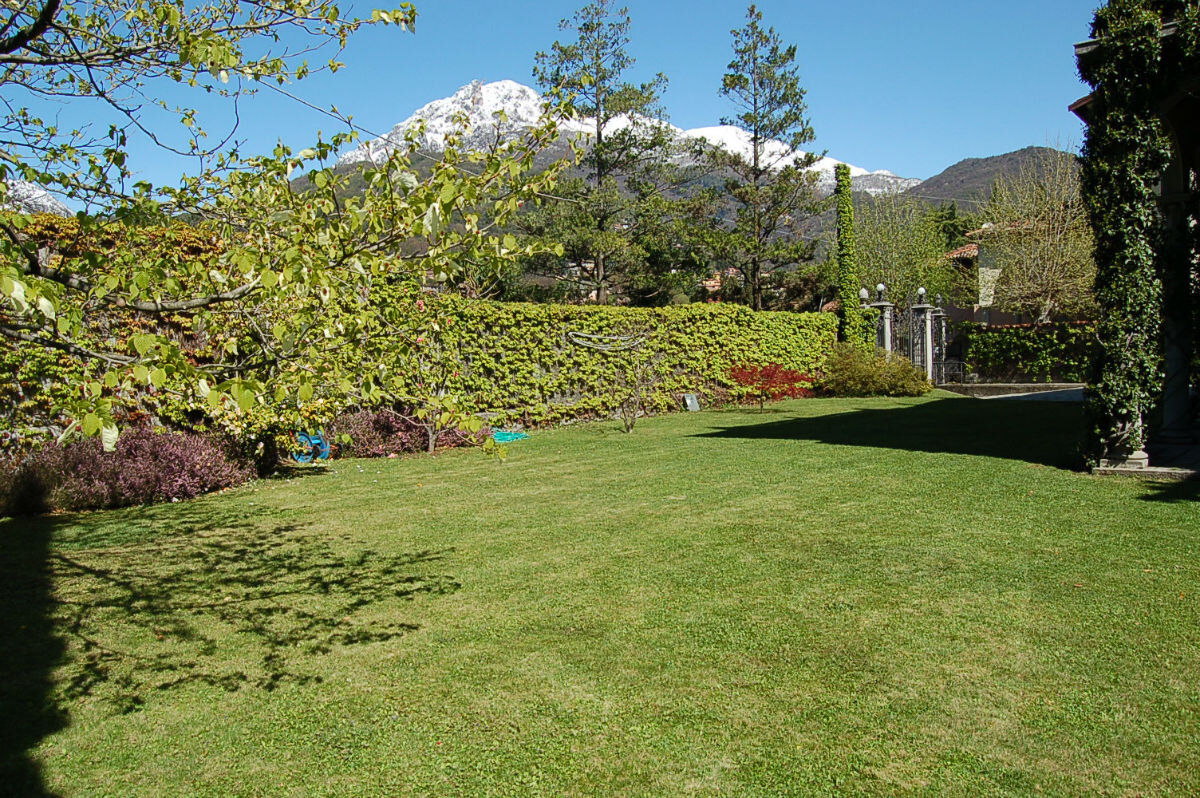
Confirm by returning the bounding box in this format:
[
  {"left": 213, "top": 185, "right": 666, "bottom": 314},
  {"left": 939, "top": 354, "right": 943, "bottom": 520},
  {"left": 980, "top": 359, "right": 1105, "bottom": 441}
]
[{"left": 417, "top": 298, "right": 836, "bottom": 424}]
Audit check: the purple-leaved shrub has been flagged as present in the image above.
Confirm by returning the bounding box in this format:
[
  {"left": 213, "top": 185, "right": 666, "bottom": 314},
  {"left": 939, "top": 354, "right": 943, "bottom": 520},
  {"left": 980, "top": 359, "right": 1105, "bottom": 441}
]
[
  {"left": 326, "top": 409, "right": 488, "bottom": 458},
  {"left": 0, "top": 427, "right": 254, "bottom": 515},
  {"left": 327, "top": 410, "right": 426, "bottom": 458}
]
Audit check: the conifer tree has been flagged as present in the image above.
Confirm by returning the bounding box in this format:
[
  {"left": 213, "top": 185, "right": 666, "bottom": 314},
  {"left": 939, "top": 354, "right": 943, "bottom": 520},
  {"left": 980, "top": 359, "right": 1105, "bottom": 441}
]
[
  {"left": 707, "top": 4, "right": 821, "bottom": 311},
  {"left": 530, "top": 0, "right": 674, "bottom": 304}
]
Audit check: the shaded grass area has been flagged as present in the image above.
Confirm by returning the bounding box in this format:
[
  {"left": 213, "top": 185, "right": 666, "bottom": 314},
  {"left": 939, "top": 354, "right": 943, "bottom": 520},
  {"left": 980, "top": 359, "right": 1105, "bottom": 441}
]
[{"left": 4, "top": 393, "right": 1199, "bottom": 796}]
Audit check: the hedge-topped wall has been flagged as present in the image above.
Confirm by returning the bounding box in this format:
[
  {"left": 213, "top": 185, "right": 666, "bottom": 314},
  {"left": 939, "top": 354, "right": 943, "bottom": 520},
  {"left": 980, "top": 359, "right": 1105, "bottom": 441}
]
[
  {"left": 426, "top": 299, "right": 837, "bottom": 423},
  {"left": 961, "top": 322, "right": 1097, "bottom": 383},
  {"left": 1, "top": 298, "right": 838, "bottom": 448}
]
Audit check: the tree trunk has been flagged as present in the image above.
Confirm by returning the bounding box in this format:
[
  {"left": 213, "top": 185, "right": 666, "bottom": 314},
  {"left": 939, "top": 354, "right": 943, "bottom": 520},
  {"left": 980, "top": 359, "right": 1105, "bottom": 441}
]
[{"left": 596, "top": 252, "right": 607, "bottom": 304}]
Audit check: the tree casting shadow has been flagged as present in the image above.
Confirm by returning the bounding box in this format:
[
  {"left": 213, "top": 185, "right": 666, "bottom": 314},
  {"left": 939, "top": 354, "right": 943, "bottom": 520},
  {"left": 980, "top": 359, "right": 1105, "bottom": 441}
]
[
  {"left": 0, "top": 516, "right": 66, "bottom": 797},
  {"left": 0, "top": 505, "right": 459, "bottom": 795},
  {"left": 695, "top": 397, "right": 1087, "bottom": 469}
]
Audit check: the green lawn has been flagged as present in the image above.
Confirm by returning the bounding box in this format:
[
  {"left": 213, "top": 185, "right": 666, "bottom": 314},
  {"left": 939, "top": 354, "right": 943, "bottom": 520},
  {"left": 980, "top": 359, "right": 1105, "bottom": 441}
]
[{"left": 3, "top": 392, "right": 1199, "bottom": 797}]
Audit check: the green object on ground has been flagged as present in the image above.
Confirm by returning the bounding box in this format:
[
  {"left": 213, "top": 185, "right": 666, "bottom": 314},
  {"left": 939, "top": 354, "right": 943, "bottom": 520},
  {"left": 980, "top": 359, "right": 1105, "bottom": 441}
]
[
  {"left": 492, "top": 430, "right": 530, "bottom": 443},
  {"left": 6, "top": 393, "right": 1199, "bottom": 795}
]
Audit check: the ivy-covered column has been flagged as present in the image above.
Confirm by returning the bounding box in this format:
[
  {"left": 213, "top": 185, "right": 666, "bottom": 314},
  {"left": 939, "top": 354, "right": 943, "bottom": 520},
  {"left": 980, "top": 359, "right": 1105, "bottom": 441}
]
[
  {"left": 834, "top": 163, "right": 870, "bottom": 347},
  {"left": 1077, "top": 2, "right": 1174, "bottom": 467}
]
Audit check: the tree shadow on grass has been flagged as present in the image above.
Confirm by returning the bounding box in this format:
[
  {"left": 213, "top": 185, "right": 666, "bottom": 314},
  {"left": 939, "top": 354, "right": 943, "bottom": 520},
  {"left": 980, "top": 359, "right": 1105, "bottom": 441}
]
[
  {"left": 0, "top": 504, "right": 458, "bottom": 794},
  {"left": 695, "top": 397, "right": 1088, "bottom": 470},
  {"left": 1138, "top": 476, "right": 1200, "bottom": 503},
  {"left": 0, "top": 516, "right": 65, "bottom": 797}
]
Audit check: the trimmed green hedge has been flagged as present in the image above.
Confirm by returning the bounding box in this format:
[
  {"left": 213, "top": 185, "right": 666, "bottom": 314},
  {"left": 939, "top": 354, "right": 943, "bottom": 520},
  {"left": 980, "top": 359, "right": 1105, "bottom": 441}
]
[
  {"left": 426, "top": 299, "right": 837, "bottom": 424},
  {"left": 961, "top": 322, "right": 1097, "bottom": 383},
  {"left": 1, "top": 299, "right": 837, "bottom": 449}
]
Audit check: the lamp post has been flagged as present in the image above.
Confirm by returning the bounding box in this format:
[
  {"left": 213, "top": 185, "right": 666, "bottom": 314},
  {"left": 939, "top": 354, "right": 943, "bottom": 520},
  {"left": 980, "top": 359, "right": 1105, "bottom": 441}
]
[{"left": 868, "top": 282, "right": 893, "bottom": 354}]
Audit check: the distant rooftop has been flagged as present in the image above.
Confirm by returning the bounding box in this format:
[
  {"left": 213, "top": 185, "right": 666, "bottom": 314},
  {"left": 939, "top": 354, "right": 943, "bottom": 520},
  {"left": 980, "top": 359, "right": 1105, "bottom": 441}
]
[
  {"left": 946, "top": 243, "right": 979, "bottom": 260},
  {"left": 1071, "top": 17, "right": 1184, "bottom": 120}
]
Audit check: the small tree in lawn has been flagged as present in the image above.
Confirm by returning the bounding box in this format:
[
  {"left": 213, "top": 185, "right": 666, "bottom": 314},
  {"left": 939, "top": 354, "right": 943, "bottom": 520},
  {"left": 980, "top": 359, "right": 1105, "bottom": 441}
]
[
  {"left": 0, "top": 0, "right": 567, "bottom": 452},
  {"left": 610, "top": 349, "right": 664, "bottom": 433},
  {"left": 729, "top": 363, "right": 813, "bottom": 411}
]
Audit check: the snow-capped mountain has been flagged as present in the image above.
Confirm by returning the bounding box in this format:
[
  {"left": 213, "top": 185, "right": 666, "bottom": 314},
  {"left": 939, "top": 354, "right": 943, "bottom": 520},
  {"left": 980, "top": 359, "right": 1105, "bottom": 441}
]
[
  {"left": 337, "top": 80, "right": 920, "bottom": 195},
  {"left": 337, "top": 80, "right": 574, "bottom": 165},
  {"left": 683, "top": 125, "right": 921, "bottom": 194},
  {"left": 2, "top": 180, "right": 72, "bottom": 216}
]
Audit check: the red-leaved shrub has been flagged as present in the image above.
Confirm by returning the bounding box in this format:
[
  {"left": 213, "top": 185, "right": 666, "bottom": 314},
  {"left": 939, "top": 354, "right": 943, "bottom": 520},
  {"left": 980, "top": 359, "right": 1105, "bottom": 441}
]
[
  {"left": 0, "top": 427, "right": 254, "bottom": 515},
  {"left": 729, "top": 363, "right": 815, "bottom": 410}
]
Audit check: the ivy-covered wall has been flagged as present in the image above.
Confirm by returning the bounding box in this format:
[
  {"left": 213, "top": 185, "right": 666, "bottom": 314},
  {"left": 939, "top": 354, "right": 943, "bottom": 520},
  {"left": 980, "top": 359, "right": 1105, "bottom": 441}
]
[
  {"left": 961, "top": 322, "right": 1098, "bottom": 383},
  {"left": 417, "top": 298, "right": 837, "bottom": 424},
  {"left": 2, "top": 298, "right": 838, "bottom": 445}
]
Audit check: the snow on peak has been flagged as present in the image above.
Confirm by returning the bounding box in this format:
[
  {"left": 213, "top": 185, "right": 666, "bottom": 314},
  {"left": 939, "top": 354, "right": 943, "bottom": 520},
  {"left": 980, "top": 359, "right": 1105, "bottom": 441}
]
[
  {"left": 684, "top": 125, "right": 866, "bottom": 178},
  {"left": 1, "top": 180, "right": 72, "bottom": 216},
  {"left": 336, "top": 80, "right": 920, "bottom": 194},
  {"left": 337, "top": 79, "right": 550, "bottom": 166}
]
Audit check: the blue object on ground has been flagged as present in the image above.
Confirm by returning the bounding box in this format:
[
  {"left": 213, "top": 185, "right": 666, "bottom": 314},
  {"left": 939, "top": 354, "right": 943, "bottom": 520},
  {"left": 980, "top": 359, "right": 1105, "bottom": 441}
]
[
  {"left": 292, "top": 431, "right": 332, "bottom": 463},
  {"left": 492, "top": 430, "right": 530, "bottom": 443}
]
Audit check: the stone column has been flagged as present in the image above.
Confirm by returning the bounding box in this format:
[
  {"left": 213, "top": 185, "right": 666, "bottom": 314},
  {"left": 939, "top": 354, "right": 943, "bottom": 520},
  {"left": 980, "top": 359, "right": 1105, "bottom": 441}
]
[
  {"left": 868, "top": 283, "right": 893, "bottom": 355},
  {"left": 913, "top": 288, "right": 934, "bottom": 381}
]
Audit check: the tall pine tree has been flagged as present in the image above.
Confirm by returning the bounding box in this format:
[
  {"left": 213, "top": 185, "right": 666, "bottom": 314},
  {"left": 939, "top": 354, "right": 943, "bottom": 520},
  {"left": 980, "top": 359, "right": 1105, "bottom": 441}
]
[
  {"left": 708, "top": 4, "right": 821, "bottom": 311},
  {"left": 530, "top": 0, "right": 674, "bottom": 304}
]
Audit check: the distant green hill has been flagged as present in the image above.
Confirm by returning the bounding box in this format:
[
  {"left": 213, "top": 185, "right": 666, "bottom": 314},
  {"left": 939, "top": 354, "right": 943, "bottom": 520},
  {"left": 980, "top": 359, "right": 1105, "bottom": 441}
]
[{"left": 902, "top": 146, "right": 1077, "bottom": 210}]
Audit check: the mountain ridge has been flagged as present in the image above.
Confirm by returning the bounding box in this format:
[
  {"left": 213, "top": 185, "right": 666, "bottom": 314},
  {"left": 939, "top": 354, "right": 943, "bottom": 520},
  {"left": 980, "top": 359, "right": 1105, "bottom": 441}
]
[
  {"left": 336, "top": 79, "right": 922, "bottom": 196},
  {"left": 903, "top": 146, "right": 1076, "bottom": 208}
]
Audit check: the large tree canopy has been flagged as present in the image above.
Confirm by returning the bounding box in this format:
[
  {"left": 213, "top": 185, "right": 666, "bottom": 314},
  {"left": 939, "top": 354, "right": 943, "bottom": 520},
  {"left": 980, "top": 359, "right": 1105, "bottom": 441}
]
[
  {"left": 528, "top": 0, "right": 686, "bottom": 304},
  {"left": 0, "top": 1, "right": 566, "bottom": 444}
]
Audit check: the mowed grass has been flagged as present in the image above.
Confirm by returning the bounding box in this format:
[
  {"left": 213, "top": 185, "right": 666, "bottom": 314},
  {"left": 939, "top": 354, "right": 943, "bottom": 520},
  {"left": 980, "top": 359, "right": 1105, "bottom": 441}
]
[{"left": 3, "top": 392, "right": 1199, "bottom": 796}]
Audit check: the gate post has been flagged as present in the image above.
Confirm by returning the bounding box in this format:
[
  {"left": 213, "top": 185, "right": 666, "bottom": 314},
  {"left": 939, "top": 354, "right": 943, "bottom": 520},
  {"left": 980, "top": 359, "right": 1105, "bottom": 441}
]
[
  {"left": 932, "top": 295, "right": 948, "bottom": 384},
  {"left": 913, "top": 287, "right": 934, "bottom": 381},
  {"left": 868, "top": 283, "right": 894, "bottom": 355}
]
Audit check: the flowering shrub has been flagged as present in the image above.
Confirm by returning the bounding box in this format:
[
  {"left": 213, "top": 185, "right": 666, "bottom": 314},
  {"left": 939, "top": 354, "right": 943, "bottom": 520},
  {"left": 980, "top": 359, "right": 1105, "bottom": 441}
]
[
  {"left": 729, "top": 363, "right": 815, "bottom": 410},
  {"left": 0, "top": 427, "right": 254, "bottom": 515}
]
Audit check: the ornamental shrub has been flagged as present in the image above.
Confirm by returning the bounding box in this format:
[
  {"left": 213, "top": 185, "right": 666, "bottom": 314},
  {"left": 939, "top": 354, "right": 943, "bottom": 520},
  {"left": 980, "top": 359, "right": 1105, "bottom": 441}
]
[
  {"left": 961, "top": 322, "right": 1097, "bottom": 383},
  {"left": 327, "top": 409, "right": 426, "bottom": 457},
  {"left": 730, "top": 363, "right": 815, "bottom": 411},
  {"left": 817, "top": 344, "right": 931, "bottom": 397},
  {"left": 0, "top": 427, "right": 253, "bottom": 515},
  {"left": 327, "top": 409, "right": 488, "bottom": 457}
]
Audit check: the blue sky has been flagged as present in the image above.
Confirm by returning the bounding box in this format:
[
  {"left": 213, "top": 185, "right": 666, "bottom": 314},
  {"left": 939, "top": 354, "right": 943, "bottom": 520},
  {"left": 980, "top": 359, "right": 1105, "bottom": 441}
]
[{"left": 53, "top": 1, "right": 1104, "bottom": 188}]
